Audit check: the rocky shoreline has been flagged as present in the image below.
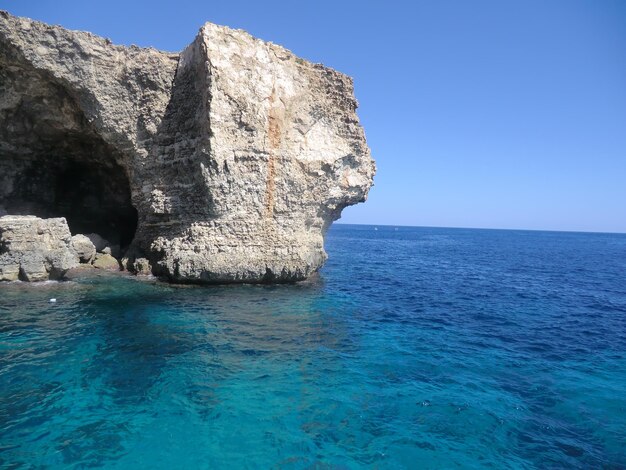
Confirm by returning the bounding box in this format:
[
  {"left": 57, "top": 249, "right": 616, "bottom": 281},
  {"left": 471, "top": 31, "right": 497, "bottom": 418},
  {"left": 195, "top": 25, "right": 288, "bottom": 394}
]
[
  {"left": 0, "top": 12, "right": 375, "bottom": 283},
  {"left": 0, "top": 215, "right": 152, "bottom": 281}
]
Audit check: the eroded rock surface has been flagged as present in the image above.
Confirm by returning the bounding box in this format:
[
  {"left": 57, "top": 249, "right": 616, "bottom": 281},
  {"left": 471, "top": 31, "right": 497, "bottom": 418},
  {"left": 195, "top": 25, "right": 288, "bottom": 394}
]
[
  {"left": 93, "top": 253, "right": 120, "bottom": 271},
  {"left": 0, "top": 216, "right": 79, "bottom": 281},
  {"left": 0, "top": 11, "right": 375, "bottom": 283},
  {"left": 70, "top": 234, "right": 96, "bottom": 264}
]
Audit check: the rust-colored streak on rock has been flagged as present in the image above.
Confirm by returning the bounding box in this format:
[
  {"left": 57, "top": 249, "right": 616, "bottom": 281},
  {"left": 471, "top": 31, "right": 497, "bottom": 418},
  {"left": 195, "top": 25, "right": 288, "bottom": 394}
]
[
  {"left": 265, "top": 87, "right": 282, "bottom": 218},
  {"left": 265, "top": 153, "right": 276, "bottom": 218}
]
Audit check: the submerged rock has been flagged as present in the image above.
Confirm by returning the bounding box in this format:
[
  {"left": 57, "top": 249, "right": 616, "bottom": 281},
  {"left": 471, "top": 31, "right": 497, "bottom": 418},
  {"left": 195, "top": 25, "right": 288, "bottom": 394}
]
[
  {"left": 0, "top": 11, "right": 375, "bottom": 283},
  {"left": 0, "top": 216, "right": 79, "bottom": 281}
]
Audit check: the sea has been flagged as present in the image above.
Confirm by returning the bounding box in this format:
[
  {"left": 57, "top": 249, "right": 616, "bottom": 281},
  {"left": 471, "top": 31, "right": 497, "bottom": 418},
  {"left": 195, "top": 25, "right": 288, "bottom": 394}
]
[{"left": 1, "top": 224, "right": 625, "bottom": 469}]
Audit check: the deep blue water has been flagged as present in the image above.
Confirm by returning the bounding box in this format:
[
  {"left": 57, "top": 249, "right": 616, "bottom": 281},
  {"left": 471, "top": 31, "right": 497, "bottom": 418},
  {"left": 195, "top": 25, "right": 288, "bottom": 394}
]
[{"left": 1, "top": 224, "right": 625, "bottom": 469}]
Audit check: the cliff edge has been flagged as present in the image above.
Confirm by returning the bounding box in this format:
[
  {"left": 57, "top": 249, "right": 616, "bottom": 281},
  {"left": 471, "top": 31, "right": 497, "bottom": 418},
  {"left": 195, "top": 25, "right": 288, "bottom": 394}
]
[{"left": 0, "top": 11, "right": 375, "bottom": 283}]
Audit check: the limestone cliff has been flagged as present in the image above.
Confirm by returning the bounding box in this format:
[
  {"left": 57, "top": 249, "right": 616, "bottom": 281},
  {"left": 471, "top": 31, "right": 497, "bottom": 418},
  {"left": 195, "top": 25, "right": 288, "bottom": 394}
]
[{"left": 0, "top": 11, "right": 375, "bottom": 283}]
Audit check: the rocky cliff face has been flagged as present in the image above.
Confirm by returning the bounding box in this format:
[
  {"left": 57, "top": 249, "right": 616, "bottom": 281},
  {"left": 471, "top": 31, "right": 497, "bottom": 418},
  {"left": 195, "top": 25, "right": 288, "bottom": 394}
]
[{"left": 0, "top": 11, "right": 375, "bottom": 283}]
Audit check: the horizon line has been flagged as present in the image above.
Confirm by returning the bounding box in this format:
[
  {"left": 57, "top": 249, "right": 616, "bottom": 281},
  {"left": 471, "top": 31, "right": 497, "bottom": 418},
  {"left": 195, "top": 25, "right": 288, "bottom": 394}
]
[{"left": 333, "top": 222, "right": 626, "bottom": 236}]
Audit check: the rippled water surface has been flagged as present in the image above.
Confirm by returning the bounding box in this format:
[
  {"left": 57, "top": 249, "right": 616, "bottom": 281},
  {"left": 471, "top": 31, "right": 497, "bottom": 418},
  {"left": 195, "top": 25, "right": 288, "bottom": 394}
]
[{"left": 1, "top": 225, "right": 625, "bottom": 468}]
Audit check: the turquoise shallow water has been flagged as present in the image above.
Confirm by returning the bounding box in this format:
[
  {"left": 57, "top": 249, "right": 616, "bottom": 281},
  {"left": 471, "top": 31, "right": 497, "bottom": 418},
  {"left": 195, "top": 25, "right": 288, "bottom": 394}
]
[{"left": 1, "top": 224, "right": 625, "bottom": 468}]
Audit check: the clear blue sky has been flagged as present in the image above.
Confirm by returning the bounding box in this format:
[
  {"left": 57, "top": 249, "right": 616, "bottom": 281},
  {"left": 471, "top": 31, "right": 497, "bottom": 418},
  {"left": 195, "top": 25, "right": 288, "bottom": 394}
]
[{"left": 6, "top": 0, "right": 626, "bottom": 232}]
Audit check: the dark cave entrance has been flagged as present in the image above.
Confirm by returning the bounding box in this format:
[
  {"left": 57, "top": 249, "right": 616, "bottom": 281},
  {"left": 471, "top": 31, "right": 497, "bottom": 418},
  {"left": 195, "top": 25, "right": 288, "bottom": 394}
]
[
  {"left": 0, "top": 61, "right": 138, "bottom": 251},
  {"left": 3, "top": 149, "right": 138, "bottom": 251},
  {"left": 3, "top": 152, "right": 137, "bottom": 249},
  {"left": 53, "top": 163, "right": 137, "bottom": 248}
]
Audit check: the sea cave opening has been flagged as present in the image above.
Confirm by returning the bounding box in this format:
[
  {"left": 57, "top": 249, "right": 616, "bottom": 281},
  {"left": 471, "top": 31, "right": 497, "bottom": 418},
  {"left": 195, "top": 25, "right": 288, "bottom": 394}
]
[
  {"left": 1, "top": 143, "right": 138, "bottom": 251},
  {"left": 0, "top": 64, "right": 138, "bottom": 251}
]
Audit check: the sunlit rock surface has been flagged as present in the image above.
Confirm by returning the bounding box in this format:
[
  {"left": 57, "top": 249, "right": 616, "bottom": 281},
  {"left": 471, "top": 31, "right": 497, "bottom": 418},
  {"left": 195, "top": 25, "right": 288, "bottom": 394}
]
[
  {"left": 0, "top": 11, "right": 375, "bottom": 283},
  {"left": 0, "top": 216, "right": 79, "bottom": 281}
]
